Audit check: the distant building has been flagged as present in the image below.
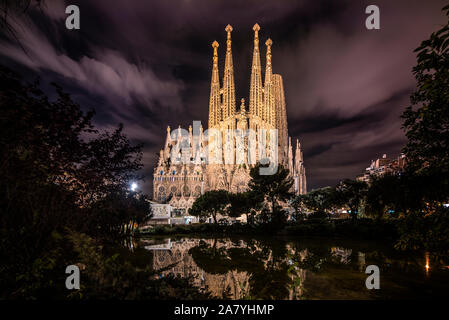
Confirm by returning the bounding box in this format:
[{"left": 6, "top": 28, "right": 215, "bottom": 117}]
[
  {"left": 356, "top": 153, "right": 406, "bottom": 183},
  {"left": 144, "top": 201, "right": 198, "bottom": 226}
]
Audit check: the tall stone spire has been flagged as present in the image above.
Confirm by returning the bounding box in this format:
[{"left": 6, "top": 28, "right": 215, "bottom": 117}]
[
  {"left": 164, "top": 125, "right": 172, "bottom": 160},
  {"left": 294, "top": 139, "right": 307, "bottom": 194},
  {"left": 222, "top": 25, "right": 236, "bottom": 121},
  {"left": 249, "top": 23, "right": 263, "bottom": 118},
  {"left": 164, "top": 125, "right": 172, "bottom": 147},
  {"left": 295, "top": 139, "right": 303, "bottom": 162},
  {"left": 273, "top": 74, "right": 288, "bottom": 165},
  {"left": 208, "top": 41, "right": 221, "bottom": 129},
  {"left": 288, "top": 136, "right": 293, "bottom": 174},
  {"left": 264, "top": 38, "right": 275, "bottom": 126}
]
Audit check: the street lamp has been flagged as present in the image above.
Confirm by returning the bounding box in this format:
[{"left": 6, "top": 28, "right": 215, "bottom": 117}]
[{"left": 130, "top": 182, "right": 137, "bottom": 192}]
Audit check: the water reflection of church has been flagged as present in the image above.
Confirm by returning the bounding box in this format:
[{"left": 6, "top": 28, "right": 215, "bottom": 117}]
[
  {"left": 142, "top": 238, "right": 310, "bottom": 299},
  {"left": 143, "top": 238, "right": 251, "bottom": 299}
]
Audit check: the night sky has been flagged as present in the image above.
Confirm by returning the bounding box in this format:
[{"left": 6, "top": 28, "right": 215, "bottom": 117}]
[{"left": 0, "top": 0, "right": 447, "bottom": 195}]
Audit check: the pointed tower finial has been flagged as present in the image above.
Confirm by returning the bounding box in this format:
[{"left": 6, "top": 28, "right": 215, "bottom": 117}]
[
  {"left": 240, "top": 98, "right": 246, "bottom": 112},
  {"left": 212, "top": 41, "right": 219, "bottom": 56},
  {"left": 266, "top": 38, "right": 272, "bottom": 61},
  {"left": 253, "top": 24, "right": 260, "bottom": 47},
  {"left": 225, "top": 24, "right": 233, "bottom": 40},
  {"left": 253, "top": 23, "right": 260, "bottom": 36}
]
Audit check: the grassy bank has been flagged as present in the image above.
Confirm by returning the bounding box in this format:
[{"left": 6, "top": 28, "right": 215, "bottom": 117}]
[{"left": 137, "top": 218, "right": 398, "bottom": 241}]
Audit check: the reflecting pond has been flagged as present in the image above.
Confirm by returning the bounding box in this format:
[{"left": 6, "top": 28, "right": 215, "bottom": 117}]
[{"left": 137, "top": 236, "right": 449, "bottom": 299}]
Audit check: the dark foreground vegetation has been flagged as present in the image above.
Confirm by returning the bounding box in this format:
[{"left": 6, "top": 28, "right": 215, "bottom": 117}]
[
  {"left": 0, "top": 66, "right": 210, "bottom": 299},
  {"left": 140, "top": 218, "right": 398, "bottom": 242}
]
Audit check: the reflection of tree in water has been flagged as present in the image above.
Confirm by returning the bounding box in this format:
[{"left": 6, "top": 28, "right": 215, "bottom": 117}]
[
  {"left": 189, "top": 239, "right": 296, "bottom": 299},
  {"left": 188, "top": 240, "right": 233, "bottom": 274},
  {"left": 287, "top": 243, "right": 332, "bottom": 273},
  {"left": 151, "top": 238, "right": 377, "bottom": 299}
]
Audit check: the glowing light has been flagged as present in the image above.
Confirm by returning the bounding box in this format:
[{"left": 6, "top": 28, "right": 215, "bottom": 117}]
[
  {"left": 425, "top": 252, "right": 430, "bottom": 274},
  {"left": 131, "top": 182, "right": 137, "bottom": 191}
]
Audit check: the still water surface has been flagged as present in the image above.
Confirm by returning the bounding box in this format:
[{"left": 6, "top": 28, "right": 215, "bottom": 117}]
[{"left": 138, "top": 236, "right": 449, "bottom": 299}]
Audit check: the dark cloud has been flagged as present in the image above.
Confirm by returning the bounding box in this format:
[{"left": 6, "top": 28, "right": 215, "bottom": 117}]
[{"left": 0, "top": 0, "right": 447, "bottom": 193}]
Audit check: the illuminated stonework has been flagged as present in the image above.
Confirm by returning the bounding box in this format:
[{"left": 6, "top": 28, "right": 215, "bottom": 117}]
[{"left": 153, "top": 24, "right": 307, "bottom": 211}]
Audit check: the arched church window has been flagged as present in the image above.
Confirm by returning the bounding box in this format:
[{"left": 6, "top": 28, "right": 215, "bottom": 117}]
[
  {"left": 183, "top": 186, "right": 190, "bottom": 197},
  {"left": 194, "top": 186, "right": 201, "bottom": 197}
]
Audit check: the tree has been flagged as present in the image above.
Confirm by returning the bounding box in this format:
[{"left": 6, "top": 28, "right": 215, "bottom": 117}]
[
  {"left": 0, "top": 66, "right": 144, "bottom": 208},
  {"left": 335, "top": 179, "right": 368, "bottom": 220},
  {"left": 300, "top": 187, "right": 336, "bottom": 218},
  {"left": 87, "top": 191, "right": 152, "bottom": 240},
  {"left": 290, "top": 194, "right": 309, "bottom": 222},
  {"left": 397, "top": 5, "right": 449, "bottom": 250},
  {"left": 188, "top": 190, "right": 230, "bottom": 224},
  {"left": 227, "top": 191, "right": 263, "bottom": 225},
  {"left": 0, "top": 66, "right": 147, "bottom": 297},
  {"left": 248, "top": 163, "right": 294, "bottom": 224},
  {"left": 402, "top": 5, "right": 449, "bottom": 177}
]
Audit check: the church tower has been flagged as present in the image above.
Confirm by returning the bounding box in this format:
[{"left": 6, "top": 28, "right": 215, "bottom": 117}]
[
  {"left": 208, "top": 41, "right": 221, "bottom": 129},
  {"left": 222, "top": 25, "right": 236, "bottom": 123},
  {"left": 294, "top": 139, "right": 307, "bottom": 195},
  {"left": 249, "top": 24, "right": 264, "bottom": 122}
]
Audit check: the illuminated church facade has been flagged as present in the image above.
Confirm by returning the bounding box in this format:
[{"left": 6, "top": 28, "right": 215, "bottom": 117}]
[{"left": 153, "top": 24, "right": 306, "bottom": 211}]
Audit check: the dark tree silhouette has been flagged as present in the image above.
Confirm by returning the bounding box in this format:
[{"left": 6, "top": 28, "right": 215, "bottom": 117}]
[
  {"left": 227, "top": 190, "right": 262, "bottom": 225},
  {"left": 335, "top": 179, "right": 368, "bottom": 220},
  {"left": 248, "top": 163, "right": 293, "bottom": 220},
  {"left": 0, "top": 66, "right": 149, "bottom": 298},
  {"left": 402, "top": 5, "right": 449, "bottom": 176},
  {"left": 189, "top": 190, "right": 230, "bottom": 224}
]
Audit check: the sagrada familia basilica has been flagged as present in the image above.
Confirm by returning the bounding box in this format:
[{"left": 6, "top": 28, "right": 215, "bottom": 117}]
[{"left": 153, "top": 24, "right": 306, "bottom": 211}]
